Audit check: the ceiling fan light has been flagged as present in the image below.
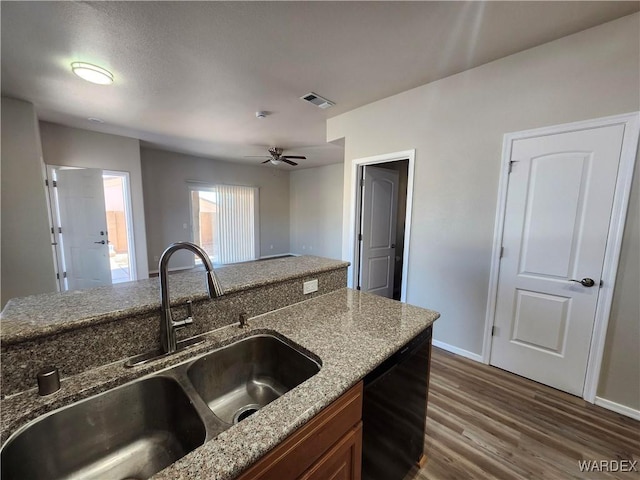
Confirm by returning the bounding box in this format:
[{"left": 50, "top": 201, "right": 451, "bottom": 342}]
[
  {"left": 71, "top": 62, "right": 114, "bottom": 85},
  {"left": 270, "top": 159, "right": 282, "bottom": 165}
]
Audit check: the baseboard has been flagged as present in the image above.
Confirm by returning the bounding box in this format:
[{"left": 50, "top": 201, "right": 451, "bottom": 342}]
[
  {"left": 432, "top": 340, "right": 483, "bottom": 363},
  {"left": 148, "top": 265, "right": 194, "bottom": 276},
  {"left": 594, "top": 397, "right": 640, "bottom": 421},
  {"left": 259, "top": 253, "right": 298, "bottom": 260}
]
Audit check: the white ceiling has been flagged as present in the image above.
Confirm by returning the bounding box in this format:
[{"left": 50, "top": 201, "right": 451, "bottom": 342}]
[{"left": 2, "top": 1, "right": 638, "bottom": 169}]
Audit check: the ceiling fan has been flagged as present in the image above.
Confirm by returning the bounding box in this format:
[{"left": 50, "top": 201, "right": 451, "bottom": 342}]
[{"left": 247, "top": 147, "right": 306, "bottom": 166}]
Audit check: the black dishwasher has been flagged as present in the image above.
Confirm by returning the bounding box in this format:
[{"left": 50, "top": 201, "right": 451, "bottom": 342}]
[{"left": 362, "top": 326, "right": 432, "bottom": 480}]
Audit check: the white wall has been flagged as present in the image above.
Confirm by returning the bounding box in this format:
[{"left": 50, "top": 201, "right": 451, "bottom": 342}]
[
  {"left": 141, "top": 147, "right": 291, "bottom": 271},
  {"left": 328, "top": 14, "right": 639, "bottom": 409},
  {"left": 1, "top": 98, "right": 58, "bottom": 308},
  {"left": 290, "top": 163, "right": 343, "bottom": 260},
  {"left": 39, "top": 122, "right": 149, "bottom": 280}
]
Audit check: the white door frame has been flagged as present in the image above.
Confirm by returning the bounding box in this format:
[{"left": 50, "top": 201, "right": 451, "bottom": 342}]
[
  {"left": 482, "top": 112, "right": 640, "bottom": 403},
  {"left": 46, "top": 165, "right": 139, "bottom": 286},
  {"left": 46, "top": 165, "right": 77, "bottom": 290},
  {"left": 348, "top": 149, "right": 415, "bottom": 303},
  {"left": 43, "top": 165, "right": 63, "bottom": 292},
  {"left": 104, "top": 170, "right": 138, "bottom": 282}
]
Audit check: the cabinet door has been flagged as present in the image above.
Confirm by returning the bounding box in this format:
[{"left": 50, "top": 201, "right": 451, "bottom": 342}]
[
  {"left": 300, "top": 422, "right": 362, "bottom": 480},
  {"left": 236, "top": 382, "right": 363, "bottom": 480}
]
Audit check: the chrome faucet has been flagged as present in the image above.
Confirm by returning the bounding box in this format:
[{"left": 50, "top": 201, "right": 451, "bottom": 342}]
[{"left": 159, "top": 242, "right": 224, "bottom": 354}]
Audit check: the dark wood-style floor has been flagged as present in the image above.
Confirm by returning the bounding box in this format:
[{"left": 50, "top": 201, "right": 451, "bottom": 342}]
[{"left": 405, "top": 347, "right": 639, "bottom": 480}]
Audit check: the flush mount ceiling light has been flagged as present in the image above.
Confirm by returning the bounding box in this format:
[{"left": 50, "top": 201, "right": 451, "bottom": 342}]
[{"left": 71, "top": 62, "right": 114, "bottom": 85}]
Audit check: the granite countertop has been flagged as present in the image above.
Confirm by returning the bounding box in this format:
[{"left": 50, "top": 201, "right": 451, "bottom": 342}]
[
  {"left": 0, "top": 288, "right": 439, "bottom": 480},
  {"left": 0, "top": 255, "right": 349, "bottom": 345}
]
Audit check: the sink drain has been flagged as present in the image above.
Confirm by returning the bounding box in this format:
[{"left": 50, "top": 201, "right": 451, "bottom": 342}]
[{"left": 233, "top": 404, "right": 260, "bottom": 424}]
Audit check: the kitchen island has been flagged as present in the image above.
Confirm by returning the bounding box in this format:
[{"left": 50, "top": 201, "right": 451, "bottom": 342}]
[{"left": 1, "top": 256, "right": 439, "bottom": 479}]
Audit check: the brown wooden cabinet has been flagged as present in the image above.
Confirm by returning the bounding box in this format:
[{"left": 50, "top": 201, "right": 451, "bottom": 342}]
[
  {"left": 236, "top": 382, "right": 363, "bottom": 480},
  {"left": 299, "top": 423, "right": 362, "bottom": 480}
]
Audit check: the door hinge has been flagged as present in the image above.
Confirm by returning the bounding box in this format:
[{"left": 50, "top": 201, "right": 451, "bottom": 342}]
[
  {"left": 491, "top": 326, "right": 498, "bottom": 336},
  {"left": 51, "top": 227, "right": 55, "bottom": 234},
  {"left": 46, "top": 179, "right": 57, "bottom": 187},
  {"left": 58, "top": 227, "right": 62, "bottom": 234},
  {"left": 499, "top": 246, "right": 504, "bottom": 258},
  {"left": 63, "top": 271, "right": 67, "bottom": 278},
  {"left": 360, "top": 177, "right": 365, "bottom": 187},
  {"left": 358, "top": 233, "right": 363, "bottom": 241},
  {"left": 56, "top": 272, "right": 59, "bottom": 280},
  {"left": 508, "top": 161, "right": 518, "bottom": 174}
]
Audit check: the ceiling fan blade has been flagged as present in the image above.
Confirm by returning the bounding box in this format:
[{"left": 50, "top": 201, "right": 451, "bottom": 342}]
[
  {"left": 282, "top": 155, "right": 306, "bottom": 160},
  {"left": 245, "top": 155, "right": 271, "bottom": 158},
  {"left": 282, "top": 158, "right": 298, "bottom": 166},
  {"left": 261, "top": 159, "right": 271, "bottom": 164}
]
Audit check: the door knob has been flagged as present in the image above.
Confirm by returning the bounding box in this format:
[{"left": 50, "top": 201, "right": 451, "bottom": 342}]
[
  {"left": 570, "top": 278, "right": 595, "bottom": 287},
  {"left": 94, "top": 240, "right": 106, "bottom": 245}
]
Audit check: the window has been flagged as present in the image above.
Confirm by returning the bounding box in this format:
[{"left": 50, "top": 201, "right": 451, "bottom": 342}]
[{"left": 189, "top": 184, "right": 259, "bottom": 265}]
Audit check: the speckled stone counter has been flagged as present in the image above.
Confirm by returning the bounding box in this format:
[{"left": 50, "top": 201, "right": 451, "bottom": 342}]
[
  {"left": 1, "top": 255, "right": 348, "bottom": 344},
  {"left": 1, "top": 289, "right": 440, "bottom": 480},
  {"left": 1, "top": 256, "right": 348, "bottom": 395}
]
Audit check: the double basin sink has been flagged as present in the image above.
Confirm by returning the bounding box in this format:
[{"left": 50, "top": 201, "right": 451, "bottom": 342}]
[{"left": 1, "top": 333, "right": 321, "bottom": 480}]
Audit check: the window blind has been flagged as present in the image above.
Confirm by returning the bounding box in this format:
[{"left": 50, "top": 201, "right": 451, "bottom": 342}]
[
  {"left": 214, "top": 184, "right": 257, "bottom": 264},
  {"left": 190, "top": 184, "right": 258, "bottom": 265}
]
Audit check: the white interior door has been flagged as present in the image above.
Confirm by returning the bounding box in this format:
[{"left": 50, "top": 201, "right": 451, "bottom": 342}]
[
  {"left": 490, "top": 124, "right": 625, "bottom": 396},
  {"left": 56, "top": 168, "right": 112, "bottom": 290},
  {"left": 359, "top": 166, "right": 399, "bottom": 298}
]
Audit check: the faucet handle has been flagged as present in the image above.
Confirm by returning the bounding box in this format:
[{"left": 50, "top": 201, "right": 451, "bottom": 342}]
[{"left": 173, "top": 300, "right": 194, "bottom": 329}]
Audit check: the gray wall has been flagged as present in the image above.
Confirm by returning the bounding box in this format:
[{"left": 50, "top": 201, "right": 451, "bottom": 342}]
[
  {"left": 39, "top": 122, "right": 149, "bottom": 280},
  {"left": 598, "top": 162, "right": 639, "bottom": 410},
  {"left": 289, "top": 163, "right": 343, "bottom": 260},
  {"left": 141, "top": 148, "right": 290, "bottom": 271},
  {"left": 328, "top": 14, "right": 639, "bottom": 409},
  {"left": 1, "top": 97, "right": 57, "bottom": 308}
]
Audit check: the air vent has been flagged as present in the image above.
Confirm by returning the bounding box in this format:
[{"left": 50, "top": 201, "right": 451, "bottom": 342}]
[{"left": 300, "top": 92, "right": 335, "bottom": 109}]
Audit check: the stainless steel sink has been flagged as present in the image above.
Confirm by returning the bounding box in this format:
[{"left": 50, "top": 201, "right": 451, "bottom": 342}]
[
  {"left": 187, "top": 334, "right": 321, "bottom": 424},
  {"left": 1, "top": 333, "right": 320, "bottom": 480},
  {"left": 1, "top": 376, "right": 206, "bottom": 480}
]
